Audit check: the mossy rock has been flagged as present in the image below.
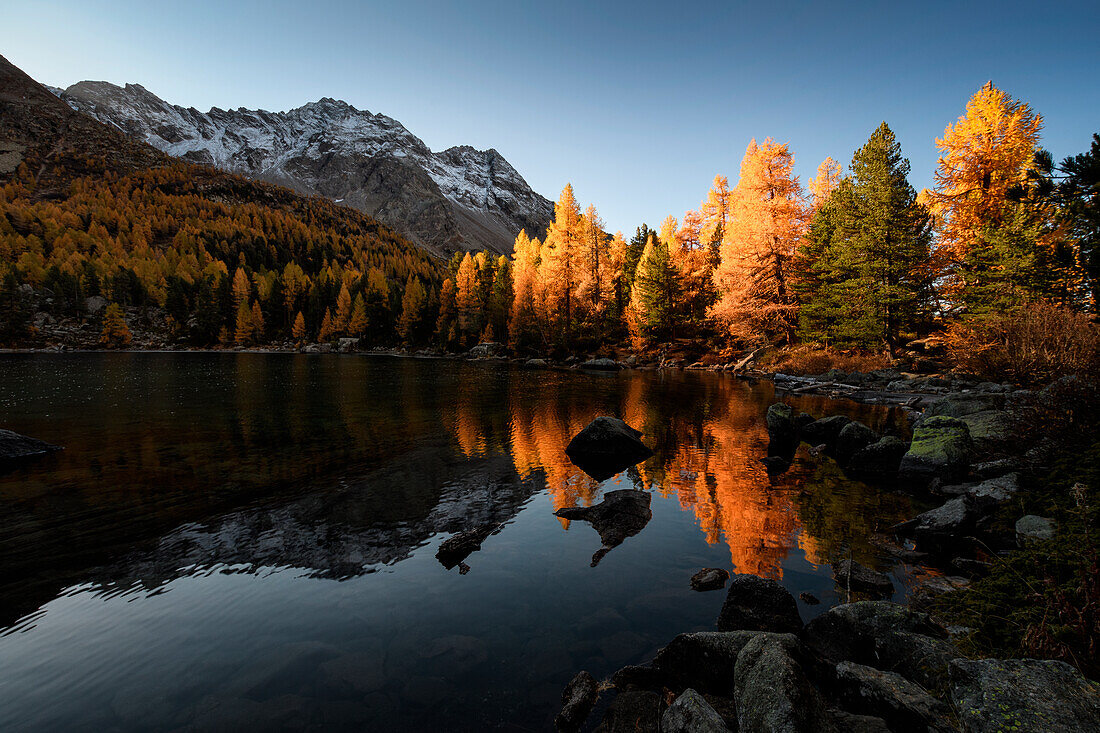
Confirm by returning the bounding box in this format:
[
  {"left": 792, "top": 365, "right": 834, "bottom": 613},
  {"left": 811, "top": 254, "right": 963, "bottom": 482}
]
[{"left": 900, "top": 416, "right": 973, "bottom": 483}]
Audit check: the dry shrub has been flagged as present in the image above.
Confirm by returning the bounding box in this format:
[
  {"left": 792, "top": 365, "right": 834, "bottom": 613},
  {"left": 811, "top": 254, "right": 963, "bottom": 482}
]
[
  {"left": 944, "top": 302, "right": 1100, "bottom": 385},
  {"left": 759, "top": 345, "right": 893, "bottom": 376}
]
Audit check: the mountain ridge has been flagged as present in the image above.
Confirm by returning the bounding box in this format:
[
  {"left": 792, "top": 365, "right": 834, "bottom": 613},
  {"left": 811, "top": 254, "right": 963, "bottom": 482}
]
[{"left": 55, "top": 80, "right": 552, "bottom": 255}]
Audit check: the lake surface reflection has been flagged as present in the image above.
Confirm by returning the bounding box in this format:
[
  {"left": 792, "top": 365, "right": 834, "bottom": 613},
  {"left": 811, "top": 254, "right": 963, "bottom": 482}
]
[{"left": 0, "top": 353, "right": 923, "bottom": 731}]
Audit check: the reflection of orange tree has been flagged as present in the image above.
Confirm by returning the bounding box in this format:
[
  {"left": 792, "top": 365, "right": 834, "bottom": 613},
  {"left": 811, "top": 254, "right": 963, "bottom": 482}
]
[{"left": 507, "top": 387, "right": 604, "bottom": 525}]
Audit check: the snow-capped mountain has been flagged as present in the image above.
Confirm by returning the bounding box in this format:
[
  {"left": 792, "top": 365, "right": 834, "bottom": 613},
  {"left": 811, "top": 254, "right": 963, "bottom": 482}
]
[{"left": 56, "top": 81, "right": 552, "bottom": 255}]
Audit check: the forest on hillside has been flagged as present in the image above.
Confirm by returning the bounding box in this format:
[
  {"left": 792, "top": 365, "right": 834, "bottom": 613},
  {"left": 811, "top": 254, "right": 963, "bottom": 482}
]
[{"left": 2, "top": 83, "right": 1098, "bottom": 376}]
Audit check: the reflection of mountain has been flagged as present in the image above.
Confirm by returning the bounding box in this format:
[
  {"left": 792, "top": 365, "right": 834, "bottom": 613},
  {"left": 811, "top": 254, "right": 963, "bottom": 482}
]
[{"left": 94, "top": 449, "right": 543, "bottom": 588}]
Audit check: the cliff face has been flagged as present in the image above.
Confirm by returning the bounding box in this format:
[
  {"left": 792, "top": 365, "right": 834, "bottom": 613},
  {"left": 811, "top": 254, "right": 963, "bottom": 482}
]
[{"left": 57, "top": 82, "right": 552, "bottom": 255}]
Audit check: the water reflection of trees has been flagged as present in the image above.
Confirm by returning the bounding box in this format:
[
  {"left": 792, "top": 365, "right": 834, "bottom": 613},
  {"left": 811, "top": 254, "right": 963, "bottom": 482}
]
[{"left": 449, "top": 367, "right": 915, "bottom": 580}]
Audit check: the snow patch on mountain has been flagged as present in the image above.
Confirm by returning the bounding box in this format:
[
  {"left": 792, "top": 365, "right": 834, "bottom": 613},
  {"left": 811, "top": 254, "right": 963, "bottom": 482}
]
[{"left": 59, "top": 82, "right": 552, "bottom": 254}]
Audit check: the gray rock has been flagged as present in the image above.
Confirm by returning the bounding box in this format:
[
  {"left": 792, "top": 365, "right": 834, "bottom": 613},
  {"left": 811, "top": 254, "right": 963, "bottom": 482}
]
[
  {"left": 828, "top": 709, "right": 892, "bottom": 733},
  {"left": 734, "top": 633, "right": 828, "bottom": 733},
  {"left": 85, "top": 295, "right": 107, "bottom": 315},
  {"left": 525, "top": 358, "right": 548, "bottom": 368},
  {"left": 832, "top": 559, "right": 894, "bottom": 598},
  {"left": 0, "top": 428, "right": 62, "bottom": 463},
  {"left": 555, "top": 670, "right": 599, "bottom": 732},
  {"left": 925, "top": 392, "right": 1006, "bottom": 418},
  {"left": 949, "top": 658, "right": 1100, "bottom": 732},
  {"left": 612, "top": 631, "right": 760, "bottom": 695},
  {"left": 595, "top": 690, "right": 661, "bottom": 733},
  {"left": 555, "top": 490, "right": 652, "bottom": 566},
  {"left": 847, "top": 436, "right": 907, "bottom": 477},
  {"left": 691, "top": 567, "right": 730, "bottom": 592},
  {"left": 662, "top": 689, "right": 730, "bottom": 733},
  {"left": 802, "top": 602, "right": 958, "bottom": 692},
  {"left": 899, "top": 415, "right": 973, "bottom": 484},
  {"left": 580, "top": 357, "right": 621, "bottom": 371},
  {"left": 893, "top": 495, "right": 976, "bottom": 554},
  {"left": 336, "top": 337, "right": 359, "bottom": 353},
  {"left": 468, "top": 341, "right": 505, "bottom": 358},
  {"left": 766, "top": 403, "right": 798, "bottom": 450},
  {"left": 836, "top": 421, "right": 877, "bottom": 465},
  {"left": 959, "top": 409, "right": 1012, "bottom": 454},
  {"left": 718, "top": 574, "right": 802, "bottom": 634},
  {"left": 801, "top": 415, "right": 852, "bottom": 449},
  {"left": 564, "top": 417, "right": 653, "bottom": 481},
  {"left": 835, "top": 661, "right": 955, "bottom": 733},
  {"left": 1015, "top": 515, "right": 1056, "bottom": 543}
]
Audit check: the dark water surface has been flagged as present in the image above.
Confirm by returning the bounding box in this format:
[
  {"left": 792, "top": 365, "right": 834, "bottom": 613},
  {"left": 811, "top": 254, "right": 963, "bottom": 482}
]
[{"left": 0, "top": 353, "right": 928, "bottom": 731}]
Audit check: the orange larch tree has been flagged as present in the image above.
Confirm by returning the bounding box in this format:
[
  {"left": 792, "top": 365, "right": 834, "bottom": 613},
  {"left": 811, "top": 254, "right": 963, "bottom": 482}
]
[
  {"left": 711, "top": 138, "right": 808, "bottom": 342},
  {"left": 927, "top": 82, "right": 1043, "bottom": 265}
]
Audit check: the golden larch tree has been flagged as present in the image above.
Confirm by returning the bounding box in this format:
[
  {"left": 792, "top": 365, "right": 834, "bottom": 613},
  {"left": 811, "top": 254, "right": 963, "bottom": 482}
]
[
  {"left": 711, "top": 138, "right": 807, "bottom": 342},
  {"left": 809, "top": 157, "right": 842, "bottom": 210},
  {"left": 454, "top": 252, "right": 480, "bottom": 338},
  {"left": 509, "top": 229, "right": 540, "bottom": 344},
  {"left": 927, "top": 82, "right": 1043, "bottom": 263},
  {"left": 291, "top": 311, "right": 307, "bottom": 343},
  {"left": 538, "top": 184, "right": 583, "bottom": 344},
  {"left": 699, "top": 175, "right": 732, "bottom": 263},
  {"left": 397, "top": 276, "right": 427, "bottom": 341},
  {"left": 100, "top": 303, "right": 132, "bottom": 348},
  {"left": 347, "top": 294, "right": 368, "bottom": 337}
]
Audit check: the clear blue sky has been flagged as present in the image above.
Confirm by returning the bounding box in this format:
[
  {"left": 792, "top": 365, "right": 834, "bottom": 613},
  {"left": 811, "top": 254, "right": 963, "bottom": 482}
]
[{"left": 4, "top": 0, "right": 1098, "bottom": 234}]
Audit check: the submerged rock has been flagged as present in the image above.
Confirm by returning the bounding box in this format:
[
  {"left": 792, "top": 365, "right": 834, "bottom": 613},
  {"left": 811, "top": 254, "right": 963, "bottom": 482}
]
[
  {"left": 690, "top": 567, "right": 730, "bottom": 592},
  {"left": 555, "top": 489, "right": 652, "bottom": 566},
  {"left": 832, "top": 560, "right": 894, "bottom": 598},
  {"left": 0, "top": 428, "right": 62, "bottom": 465},
  {"left": 717, "top": 574, "right": 803, "bottom": 634},
  {"left": 899, "top": 415, "right": 973, "bottom": 484},
  {"left": 949, "top": 658, "right": 1100, "bottom": 732},
  {"left": 661, "top": 689, "right": 729, "bottom": 733},
  {"left": 565, "top": 417, "right": 653, "bottom": 480},
  {"left": 555, "top": 670, "right": 598, "bottom": 732}
]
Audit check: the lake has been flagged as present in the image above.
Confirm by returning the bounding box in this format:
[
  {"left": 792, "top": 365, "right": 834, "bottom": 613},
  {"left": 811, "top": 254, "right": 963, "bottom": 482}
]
[{"left": 0, "top": 353, "right": 927, "bottom": 731}]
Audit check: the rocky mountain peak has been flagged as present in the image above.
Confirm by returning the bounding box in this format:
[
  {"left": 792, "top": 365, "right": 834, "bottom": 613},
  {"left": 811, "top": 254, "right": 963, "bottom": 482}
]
[{"left": 57, "top": 81, "right": 552, "bottom": 255}]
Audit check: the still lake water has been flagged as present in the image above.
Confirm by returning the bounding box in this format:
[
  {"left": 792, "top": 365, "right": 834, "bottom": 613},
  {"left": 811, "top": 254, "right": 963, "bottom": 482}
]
[{"left": 0, "top": 353, "right": 926, "bottom": 731}]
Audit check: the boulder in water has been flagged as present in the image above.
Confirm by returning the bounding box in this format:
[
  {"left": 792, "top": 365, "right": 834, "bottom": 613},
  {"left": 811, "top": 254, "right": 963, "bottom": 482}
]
[
  {"left": 899, "top": 415, "right": 973, "bottom": 484},
  {"left": 717, "top": 574, "right": 802, "bottom": 634},
  {"left": 832, "top": 559, "right": 894, "bottom": 598},
  {"left": 690, "top": 568, "right": 730, "bottom": 592},
  {"left": 554, "top": 670, "right": 598, "bottom": 732},
  {"left": 565, "top": 417, "right": 653, "bottom": 480}
]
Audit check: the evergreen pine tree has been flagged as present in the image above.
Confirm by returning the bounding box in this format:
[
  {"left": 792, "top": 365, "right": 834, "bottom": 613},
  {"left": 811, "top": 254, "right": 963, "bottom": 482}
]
[{"left": 797, "top": 123, "right": 934, "bottom": 346}]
